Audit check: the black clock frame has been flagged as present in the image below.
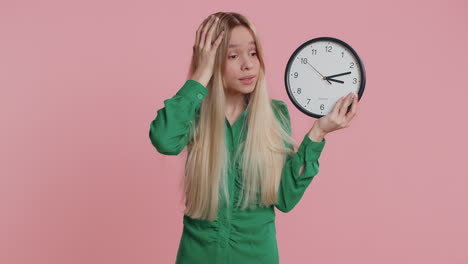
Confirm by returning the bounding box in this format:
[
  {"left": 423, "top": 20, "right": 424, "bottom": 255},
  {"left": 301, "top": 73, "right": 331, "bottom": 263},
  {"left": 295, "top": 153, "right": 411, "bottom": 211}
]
[{"left": 284, "top": 36, "right": 366, "bottom": 118}]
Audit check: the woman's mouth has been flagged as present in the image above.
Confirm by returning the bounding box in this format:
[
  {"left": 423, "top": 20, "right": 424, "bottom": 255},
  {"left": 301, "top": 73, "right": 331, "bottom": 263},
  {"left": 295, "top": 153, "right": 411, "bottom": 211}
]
[{"left": 239, "top": 76, "right": 255, "bottom": 85}]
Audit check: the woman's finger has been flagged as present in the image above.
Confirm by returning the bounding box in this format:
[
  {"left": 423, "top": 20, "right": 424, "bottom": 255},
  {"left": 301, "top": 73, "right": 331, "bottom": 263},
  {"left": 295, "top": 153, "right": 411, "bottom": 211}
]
[
  {"left": 213, "top": 30, "right": 225, "bottom": 49},
  {"left": 339, "top": 93, "right": 353, "bottom": 118},
  {"left": 199, "top": 15, "right": 215, "bottom": 49},
  {"left": 345, "top": 94, "right": 358, "bottom": 122},
  {"left": 332, "top": 96, "right": 344, "bottom": 116},
  {"left": 201, "top": 16, "right": 216, "bottom": 50},
  {"left": 195, "top": 20, "right": 204, "bottom": 49},
  {"left": 206, "top": 16, "right": 219, "bottom": 49}
]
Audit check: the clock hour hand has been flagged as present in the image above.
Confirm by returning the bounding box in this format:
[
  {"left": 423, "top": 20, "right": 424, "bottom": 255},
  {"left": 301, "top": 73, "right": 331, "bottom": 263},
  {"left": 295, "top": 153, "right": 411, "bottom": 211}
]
[
  {"left": 327, "top": 78, "right": 344, "bottom": 84},
  {"left": 324, "top": 71, "right": 351, "bottom": 79}
]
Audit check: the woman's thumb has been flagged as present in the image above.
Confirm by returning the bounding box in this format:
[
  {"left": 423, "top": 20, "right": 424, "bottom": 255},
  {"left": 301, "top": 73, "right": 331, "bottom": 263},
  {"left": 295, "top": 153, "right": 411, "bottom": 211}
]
[{"left": 214, "top": 31, "right": 225, "bottom": 46}]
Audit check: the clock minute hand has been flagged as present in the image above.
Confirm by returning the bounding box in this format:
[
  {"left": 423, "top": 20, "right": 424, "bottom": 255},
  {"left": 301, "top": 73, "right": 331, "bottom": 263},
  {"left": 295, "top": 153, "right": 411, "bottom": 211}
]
[{"left": 325, "top": 71, "right": 352, "bottom": 79}]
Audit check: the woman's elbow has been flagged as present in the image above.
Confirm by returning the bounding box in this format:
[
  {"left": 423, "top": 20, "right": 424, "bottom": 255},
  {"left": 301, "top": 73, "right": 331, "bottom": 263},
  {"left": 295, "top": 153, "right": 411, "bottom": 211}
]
[
  {"left": 149, "top": 127, "right": 185, "bottom": 156},
  {"left": 274, "top": 202, "right": 295, "bottom": 213}
]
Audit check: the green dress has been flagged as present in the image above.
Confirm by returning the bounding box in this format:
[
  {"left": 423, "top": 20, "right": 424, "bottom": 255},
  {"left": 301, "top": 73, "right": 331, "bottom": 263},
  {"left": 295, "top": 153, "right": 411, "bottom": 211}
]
[{"left": 149, "top": 79, "right": 326, "bottom": 264}]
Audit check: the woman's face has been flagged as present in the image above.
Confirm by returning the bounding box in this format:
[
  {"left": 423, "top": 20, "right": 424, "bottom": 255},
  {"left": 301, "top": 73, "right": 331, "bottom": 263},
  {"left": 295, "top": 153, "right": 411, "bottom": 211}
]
[{"left": 223, "top": 26, "right": 260, "bottom": 97}]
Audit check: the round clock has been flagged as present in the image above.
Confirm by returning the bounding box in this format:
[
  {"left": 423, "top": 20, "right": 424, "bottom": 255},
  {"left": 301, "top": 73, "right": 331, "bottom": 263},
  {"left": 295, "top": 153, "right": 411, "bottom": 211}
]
[{"left": 284, "top": 37, "right": 366, "bottom": 118}]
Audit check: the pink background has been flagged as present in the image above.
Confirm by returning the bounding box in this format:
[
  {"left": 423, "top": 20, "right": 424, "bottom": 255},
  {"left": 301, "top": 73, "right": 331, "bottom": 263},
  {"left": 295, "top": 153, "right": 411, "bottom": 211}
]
[{"left": 1, "top": 0, "right": 467, "bottom": 263}]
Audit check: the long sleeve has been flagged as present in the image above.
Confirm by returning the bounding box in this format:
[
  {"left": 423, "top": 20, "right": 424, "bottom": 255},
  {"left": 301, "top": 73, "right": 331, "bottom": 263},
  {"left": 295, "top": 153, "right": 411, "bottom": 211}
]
[
  {"left": 274, "top": 101, "right": 326, "bottom": 213},
  {"left": 149, "top": 79, "right": 208, "bottom": 155}
]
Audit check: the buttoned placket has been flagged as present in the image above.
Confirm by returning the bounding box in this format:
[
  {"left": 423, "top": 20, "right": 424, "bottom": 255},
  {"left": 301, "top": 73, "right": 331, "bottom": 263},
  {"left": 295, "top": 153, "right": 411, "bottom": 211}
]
[
  {"left": 215, "top": 118, "right": 233, "bottom": 261},
  {"left": 216, "top": 112, "right": 247, "bottom": 262}
]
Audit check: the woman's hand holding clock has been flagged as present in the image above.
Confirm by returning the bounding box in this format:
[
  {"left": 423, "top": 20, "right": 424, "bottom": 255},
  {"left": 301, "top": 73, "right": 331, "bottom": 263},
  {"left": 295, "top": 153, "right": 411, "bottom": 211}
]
[{"left": 308, "top": 92, "right": 358, "bottom": 141}]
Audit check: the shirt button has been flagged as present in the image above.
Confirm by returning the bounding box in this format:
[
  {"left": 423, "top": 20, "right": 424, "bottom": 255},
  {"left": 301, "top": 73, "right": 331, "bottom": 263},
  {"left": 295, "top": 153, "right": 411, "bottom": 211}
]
[
  {"left": 220, "top": 240, "right": 227, "bottom": 248},
  {"left": 197, "top": 93, "right": 203, "bottom": 99}
]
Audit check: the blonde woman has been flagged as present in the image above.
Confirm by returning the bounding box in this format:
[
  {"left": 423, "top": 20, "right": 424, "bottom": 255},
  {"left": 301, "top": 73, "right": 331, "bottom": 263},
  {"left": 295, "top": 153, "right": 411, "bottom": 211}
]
[{"left": 149, "top": 12, "right": 358, "bottom": 264}]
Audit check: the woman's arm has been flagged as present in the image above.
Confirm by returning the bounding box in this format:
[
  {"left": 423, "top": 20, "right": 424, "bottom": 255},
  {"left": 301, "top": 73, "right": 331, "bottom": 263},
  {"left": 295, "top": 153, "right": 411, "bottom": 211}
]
[
  {"left": 149, "top": 79, "right": 208, "bottom": 155},
  {"left": 273, "top": 101, "right": 326, "bottom": 213}
]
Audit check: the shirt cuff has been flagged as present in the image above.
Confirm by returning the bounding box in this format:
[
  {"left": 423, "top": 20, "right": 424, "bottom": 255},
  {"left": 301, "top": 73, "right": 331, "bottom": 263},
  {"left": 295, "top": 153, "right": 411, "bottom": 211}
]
[
  {"left": 176, "top": 79, "right": 209, "bottom": 102},
  {"left": 298, "top": 133, "right": 326, "bottom": 161}
]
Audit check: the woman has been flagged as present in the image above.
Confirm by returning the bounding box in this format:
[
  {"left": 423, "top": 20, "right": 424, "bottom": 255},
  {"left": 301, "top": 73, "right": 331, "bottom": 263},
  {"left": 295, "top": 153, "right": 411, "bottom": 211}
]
[{"left": 149, "top": 12, "right": 358, "bottom": 264}]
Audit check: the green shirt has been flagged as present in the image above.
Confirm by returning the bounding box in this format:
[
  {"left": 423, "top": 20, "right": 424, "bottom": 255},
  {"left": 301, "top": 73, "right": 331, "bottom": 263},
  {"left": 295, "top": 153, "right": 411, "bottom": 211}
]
[{"left": 149, "top": 79, "right": 326, "bottom": 264}]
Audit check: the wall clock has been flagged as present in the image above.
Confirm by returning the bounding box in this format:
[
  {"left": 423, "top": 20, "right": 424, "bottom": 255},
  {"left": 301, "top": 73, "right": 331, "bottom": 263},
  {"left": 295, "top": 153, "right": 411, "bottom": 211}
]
[{"left": 284, "top": 37, "right": 366, "bottom": 118}]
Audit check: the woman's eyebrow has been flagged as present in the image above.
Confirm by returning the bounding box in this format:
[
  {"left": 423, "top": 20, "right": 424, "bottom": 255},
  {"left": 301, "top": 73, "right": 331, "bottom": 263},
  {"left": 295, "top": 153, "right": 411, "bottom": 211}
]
[{"left": 228, "top": 41, "right": 256, "bottom": 48}]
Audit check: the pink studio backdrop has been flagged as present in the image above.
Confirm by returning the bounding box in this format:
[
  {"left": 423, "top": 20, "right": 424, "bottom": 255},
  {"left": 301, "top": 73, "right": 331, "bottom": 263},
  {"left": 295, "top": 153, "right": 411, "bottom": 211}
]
[{"left": 1, "top": 0, "right": 467, "bottom": 263}]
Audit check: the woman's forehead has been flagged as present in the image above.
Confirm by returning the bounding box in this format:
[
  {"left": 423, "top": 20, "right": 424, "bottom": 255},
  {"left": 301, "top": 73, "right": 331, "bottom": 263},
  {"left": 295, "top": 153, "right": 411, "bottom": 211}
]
[
  {"left": 228, "top": 41, "right": 256, "bottom": 49},
  {"left": 227, "top": 27, "right": 256, "bottom": 49}
]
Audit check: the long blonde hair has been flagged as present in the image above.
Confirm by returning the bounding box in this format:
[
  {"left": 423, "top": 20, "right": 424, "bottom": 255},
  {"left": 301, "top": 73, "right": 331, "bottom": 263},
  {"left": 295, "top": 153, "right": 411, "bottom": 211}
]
[{"left": 182, "top": 12, "right": 297, "bottom": 221}]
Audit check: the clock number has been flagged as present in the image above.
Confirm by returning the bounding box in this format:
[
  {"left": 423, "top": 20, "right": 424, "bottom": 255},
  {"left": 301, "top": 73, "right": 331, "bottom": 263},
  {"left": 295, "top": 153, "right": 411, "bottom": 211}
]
[
  {"left": 301, "top": 58, "right": 307, "bottom": 64},
  {"left": 353, "top": 78, "right": 357, "bottom": 84},
  {"left": 341, "top": 51, "right": 344, "bottom": 58},
  {"left": 306, "top": 98, "right": 310, "bottom": 104},
  {"left": 325, "top": 46, "right": 332, "bottom": 52},
  {"left": 311, "top": 49, "right": 317, "bottom": 55},
  {"left": 320, "top": 104, "right": 324, "bottom": 110},
  {"left": 350, "top": 62, "right": 355, "bottom": 68},
  {"left": 294, "top": 72, "right": 298, "bottom": 78},
  {"left": 297, "top": 88, "right": 301, "bottom": 94}
]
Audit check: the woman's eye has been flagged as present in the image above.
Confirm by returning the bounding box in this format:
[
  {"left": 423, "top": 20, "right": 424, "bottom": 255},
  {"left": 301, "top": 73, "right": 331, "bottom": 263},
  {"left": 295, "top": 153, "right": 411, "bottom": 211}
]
[{"left": 228, "top": 52, "right": 256, "bottom": 59}]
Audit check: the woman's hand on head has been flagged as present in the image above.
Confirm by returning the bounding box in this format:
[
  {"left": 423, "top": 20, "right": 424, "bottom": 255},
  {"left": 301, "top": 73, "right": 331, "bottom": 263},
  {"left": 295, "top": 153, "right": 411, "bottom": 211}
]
[
  {"left": 312, "top": 92, "right": 359, "bottom": 136},
  {"left": 189, "top": 15, "right": 225, "bottom": 87}
]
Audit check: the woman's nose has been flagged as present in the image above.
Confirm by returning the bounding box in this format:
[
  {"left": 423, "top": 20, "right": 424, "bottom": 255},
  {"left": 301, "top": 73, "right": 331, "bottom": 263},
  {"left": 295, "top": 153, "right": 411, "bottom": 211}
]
[{"left": 242, "top": 57, "right": 254, "bottom": 70}]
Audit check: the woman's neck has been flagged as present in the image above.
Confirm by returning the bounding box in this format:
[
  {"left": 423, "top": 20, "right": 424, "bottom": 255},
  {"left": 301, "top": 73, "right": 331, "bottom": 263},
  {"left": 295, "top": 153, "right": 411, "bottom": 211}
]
[
  {"left": 225, "top": 91, "right": 248, "bottom": 126},
  {"left": 225, "top": 92, "right": 247, "bottom": 116}
]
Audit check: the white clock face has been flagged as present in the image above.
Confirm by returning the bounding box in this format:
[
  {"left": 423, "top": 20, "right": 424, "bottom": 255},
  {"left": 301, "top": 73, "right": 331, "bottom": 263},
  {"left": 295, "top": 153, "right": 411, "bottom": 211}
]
[{"left": 285, "top": 38, "right": 365, "bottom": 117}]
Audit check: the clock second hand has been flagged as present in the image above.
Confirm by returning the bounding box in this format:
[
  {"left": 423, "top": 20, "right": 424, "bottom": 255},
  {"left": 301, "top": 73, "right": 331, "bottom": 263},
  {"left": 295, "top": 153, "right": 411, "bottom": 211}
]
[{"left": 306, "top": 61, "right": 332, "bottom": 85}]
